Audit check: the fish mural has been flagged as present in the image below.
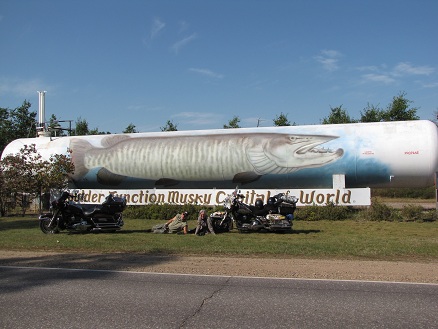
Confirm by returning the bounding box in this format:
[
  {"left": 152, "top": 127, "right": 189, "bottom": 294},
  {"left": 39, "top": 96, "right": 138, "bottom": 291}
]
[{"left": 69, "top": 133, "right": 344, "bottom": 187}]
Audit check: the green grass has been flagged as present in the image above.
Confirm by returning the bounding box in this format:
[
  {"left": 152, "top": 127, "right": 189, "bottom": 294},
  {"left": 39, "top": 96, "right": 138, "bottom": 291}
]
[{"left": 1, "top": 217, "right": 437, "bottom": 261}]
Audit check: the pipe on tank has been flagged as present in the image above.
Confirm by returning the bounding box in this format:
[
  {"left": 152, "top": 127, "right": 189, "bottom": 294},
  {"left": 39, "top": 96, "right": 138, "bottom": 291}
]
[{"left": 37, "top": 91, "right": 50, "bottom": 137}]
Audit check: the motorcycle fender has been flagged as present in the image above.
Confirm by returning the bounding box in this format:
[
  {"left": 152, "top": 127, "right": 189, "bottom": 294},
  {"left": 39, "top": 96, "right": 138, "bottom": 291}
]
[{"left": 38, "top": 213, "right": 52, "bottom": 220}]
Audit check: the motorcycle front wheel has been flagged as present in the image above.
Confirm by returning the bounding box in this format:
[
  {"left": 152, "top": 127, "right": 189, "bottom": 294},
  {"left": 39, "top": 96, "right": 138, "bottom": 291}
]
[{"left": 39, "top": 218, "right": 60, "bottom": 234}]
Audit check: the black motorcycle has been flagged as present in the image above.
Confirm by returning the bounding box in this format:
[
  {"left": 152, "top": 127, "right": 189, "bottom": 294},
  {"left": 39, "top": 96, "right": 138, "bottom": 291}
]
[
  {"left": 211, "top": 188, "right": 298, "bottom": 233},
  {"left": 39, "top": 190, "right": 126, "bottom": 234}
]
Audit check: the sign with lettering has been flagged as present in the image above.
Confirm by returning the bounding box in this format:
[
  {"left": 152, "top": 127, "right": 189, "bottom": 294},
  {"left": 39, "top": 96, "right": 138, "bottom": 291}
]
[{"left": 72, "top": 188, "right": 371, "bottom": 206}]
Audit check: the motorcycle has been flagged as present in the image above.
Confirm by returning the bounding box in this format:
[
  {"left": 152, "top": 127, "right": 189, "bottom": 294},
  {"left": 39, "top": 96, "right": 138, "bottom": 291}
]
[
  {"left": 211, "top": 187, "right": 298, "bottom": 233},
  {"left": 39, "top": 190, "right": 127, "bottom": 234}
]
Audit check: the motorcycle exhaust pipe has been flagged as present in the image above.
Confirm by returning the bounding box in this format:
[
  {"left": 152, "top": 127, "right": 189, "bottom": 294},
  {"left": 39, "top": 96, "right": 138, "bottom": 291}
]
[{"left": 73, "top": 221, "right": 92, "bottom": 231}]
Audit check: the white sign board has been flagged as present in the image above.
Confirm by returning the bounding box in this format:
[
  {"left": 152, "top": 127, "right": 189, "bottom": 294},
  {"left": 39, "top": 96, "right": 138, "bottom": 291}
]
[{"left": 72, "top": 188, "right": 371, "bottom": 206}]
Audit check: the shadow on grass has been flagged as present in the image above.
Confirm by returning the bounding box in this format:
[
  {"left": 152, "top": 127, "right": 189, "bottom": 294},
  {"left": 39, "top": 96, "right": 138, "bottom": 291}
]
[
  {"left": 292, "top": 229, "right": 321, "bottom": 234},
  {"left": 255, "top": 229, "right": 321, "bottom": 234},
  {"left": 56, "top": 229, "right": 151, "bottom": 235},
  {"left": 0, "top": 218, "right": 321, "bottom": 236},
  {"left": 0, "top": 217, "right": 150, "bottom": 233},
  {"left": 116, "top": 229, "right": 152, "bottom": 234},
  {"left": 0, "top": 219, "right": 37, "bottom": 230}
]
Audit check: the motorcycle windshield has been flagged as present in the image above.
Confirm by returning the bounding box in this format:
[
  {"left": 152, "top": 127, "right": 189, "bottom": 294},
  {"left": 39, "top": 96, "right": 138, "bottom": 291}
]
[{"left": 50, "top": 189, "right": 63, "bottom": 203}]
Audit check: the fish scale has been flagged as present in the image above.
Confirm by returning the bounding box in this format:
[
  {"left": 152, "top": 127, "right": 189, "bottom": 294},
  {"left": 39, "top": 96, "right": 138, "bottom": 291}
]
[{"left": 157, "top": 138, "right": 250, "bottom": 179}]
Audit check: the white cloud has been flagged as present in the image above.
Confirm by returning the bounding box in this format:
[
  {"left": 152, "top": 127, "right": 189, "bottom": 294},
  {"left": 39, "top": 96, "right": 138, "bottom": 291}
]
[
  {"left": 150, "top": 18, "right": 165, "bottom": 39},
  {"left": 189, "top": 68, "right": 224, "bottom": 79},
  {"left": 126, "top": 104, "right": 164, "bottom": 112},
  {"left": 178, "top": 21, "right": 189, "bottom": 34},
  {"left": 321, "top": 49, "right": 342, "bottom": 58},
  {"left": 421, "top": 82, "right": 438, "bottom": 88},
  {"left": 361, "top": 73, "right": 396, "bottom": 84},
  {"left": 171, "top": 33, "right": 197, "bottom": 54},
  {"left": 356, "top": 65, "right": 379, "bottom": 72},
  {"left": 393, "top": 62, "right": 435, "bottom": 76},
  {"left": 314, "top": 49, "right": 343, "bottom": 72},
  {"left": 358, "top": 61, "right": 436, "bottom": 85},
  {"left": 174, "top": 111, "right": 221, "bottom": 125},
  {"left": 0, "top": 77, "right": 48, "bottom": 97}
]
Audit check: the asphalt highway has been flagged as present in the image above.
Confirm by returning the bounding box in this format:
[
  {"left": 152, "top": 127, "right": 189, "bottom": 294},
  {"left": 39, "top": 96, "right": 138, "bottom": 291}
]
[{"left": 1, "top": 266, "right": 437, "bottom": 328}]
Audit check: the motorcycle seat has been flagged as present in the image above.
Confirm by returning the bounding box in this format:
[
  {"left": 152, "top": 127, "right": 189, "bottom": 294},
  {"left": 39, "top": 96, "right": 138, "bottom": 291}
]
[{"left": 83, "top": 206, "right": 99, "bottom": 217}]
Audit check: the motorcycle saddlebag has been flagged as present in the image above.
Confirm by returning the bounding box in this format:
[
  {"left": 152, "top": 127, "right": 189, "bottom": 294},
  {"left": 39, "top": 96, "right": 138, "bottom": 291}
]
[
  {"left": 103, "top": 196, "right": 127, "bottom": 212},
  {"left": 279, "top": 204, "right": 296, "bottom": 215}
]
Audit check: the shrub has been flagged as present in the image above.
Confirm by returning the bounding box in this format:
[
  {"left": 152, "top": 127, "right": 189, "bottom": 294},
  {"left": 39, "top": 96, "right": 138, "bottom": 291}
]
[
  {"left": 122, "top": 200, "right": 435, "bottom": 223},
  {"left": 400, "top": 204, "right": 424, "bottom": 222},
  {"left": 372, "top": 187, "right": 435, "bottom": 199},
  {"left": 294, "top": 203, "right": 354, "bottom": 221},
  {"left": 366, "top": 198, "right": 393, "bottom": 221}
]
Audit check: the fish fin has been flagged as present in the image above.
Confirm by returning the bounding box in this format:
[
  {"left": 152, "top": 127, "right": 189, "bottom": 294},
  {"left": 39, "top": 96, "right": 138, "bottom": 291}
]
[
  {"left": 246, "top": 149, "right": 281, "bottom": 174},
  {"left": 232, "top": 172, "right": 262, "bottom": 185},
  {"left": 101, "top": 135, "right": 131, "bottom": 148},
  {"left": 69, "top": 138, "right": 94, "bottom": 181},
  {"left": 155, "top": 178, "right": 180, "bottom": 187},
  {"left": 247, "top": 149, "right": 297, "bottom": 174},
  {"left": 97, "top": 168, "right": 126, "bottom": 186}
]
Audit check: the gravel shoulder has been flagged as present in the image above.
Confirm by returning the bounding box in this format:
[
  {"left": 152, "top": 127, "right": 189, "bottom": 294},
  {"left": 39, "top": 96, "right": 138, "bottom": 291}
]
[{"left": 1, "top": 250, "right": 437, "bottom": 284}]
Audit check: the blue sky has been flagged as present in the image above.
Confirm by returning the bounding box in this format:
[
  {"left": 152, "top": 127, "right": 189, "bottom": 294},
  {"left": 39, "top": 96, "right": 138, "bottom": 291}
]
[{"left": 1, "top": 0, "right": 437, "bottom": 133}]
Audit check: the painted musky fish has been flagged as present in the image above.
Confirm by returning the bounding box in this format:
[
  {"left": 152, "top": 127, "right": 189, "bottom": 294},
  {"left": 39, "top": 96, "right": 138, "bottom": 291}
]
[{"left": 69, "top": 133, "right": 343, "bottom": 187}]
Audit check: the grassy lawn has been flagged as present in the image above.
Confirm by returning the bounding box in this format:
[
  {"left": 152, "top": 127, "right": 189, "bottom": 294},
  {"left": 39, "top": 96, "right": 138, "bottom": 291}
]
[{"left": 1, "top": 216, "right": 437, "bottom": 261}]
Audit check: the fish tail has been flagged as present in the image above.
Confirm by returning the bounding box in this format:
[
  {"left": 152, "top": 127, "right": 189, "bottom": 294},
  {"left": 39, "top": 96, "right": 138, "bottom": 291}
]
[{"left": 69, "top": 138, "right": 94, "bottom": 180}]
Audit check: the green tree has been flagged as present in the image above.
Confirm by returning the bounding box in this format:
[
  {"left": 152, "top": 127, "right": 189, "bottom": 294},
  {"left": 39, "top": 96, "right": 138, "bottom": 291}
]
[
  {"left": 10, "top": 100, "right": 37, "bottom": 138},
  {"left": 360, "top": 103, "right": 384, "bottom": 122},
  {"left": 223, "top": 115, "right": 241, "bottom": 129},
  {"left": 74, "top": 117, "right": 89, "bottom": 135},
  {"left": 382, "top": 92, "right": 419, "bottom": 121},
  {"left": 322, "top": 105, "right": 356, "bottom": 124},
  {"left": 89, "top": 128, "right": 111, "bottom": 135},
  {"left": 0, "top": 144, "right": 74, "bottom": 216},
  {"left": 0, "top": 107, "right": 12, "bottom": 153},
  {"left": 0, "top": 101, "right": 37, "bottom": 153},
  {"left": 160, "top": 120, "right": 178, "bottom": 131},
  {"left": 73, "top": 117, "right": 109, "bottom": 135},
  {"left": 123, "top": 123, "right": 138, "bottom": 133},
  {"left": 273, "top": 112, "right": 295, "bottom": 126},
  {"left": 47, "top": 114, "right": 68, "bottom": 137}
]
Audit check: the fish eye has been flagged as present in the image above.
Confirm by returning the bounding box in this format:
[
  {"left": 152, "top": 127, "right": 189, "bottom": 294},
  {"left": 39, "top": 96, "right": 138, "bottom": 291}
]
[{"left": 289, "top": 136, "right": 305, "bottom": 142}]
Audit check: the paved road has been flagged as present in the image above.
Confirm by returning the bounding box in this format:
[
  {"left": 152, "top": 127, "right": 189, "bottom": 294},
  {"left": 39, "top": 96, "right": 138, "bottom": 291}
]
[{"left": 1, "top": 266, "right": 437, "bottom": 329}]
